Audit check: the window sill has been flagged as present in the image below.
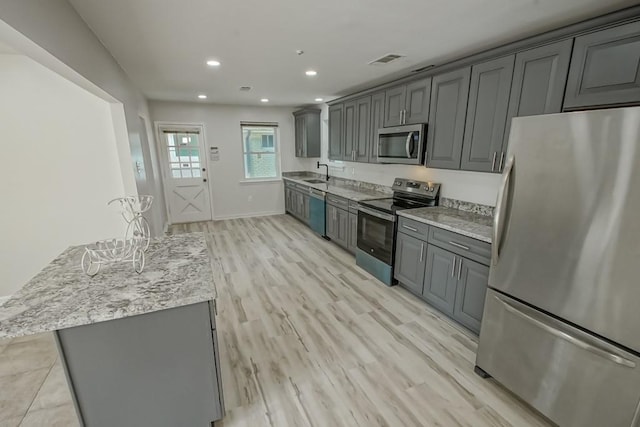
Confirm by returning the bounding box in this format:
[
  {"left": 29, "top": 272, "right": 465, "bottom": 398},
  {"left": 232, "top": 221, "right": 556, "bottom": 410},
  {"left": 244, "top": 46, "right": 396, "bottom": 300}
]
[{"left": 239, "top": 178, "right": 282, "bottom": 185}]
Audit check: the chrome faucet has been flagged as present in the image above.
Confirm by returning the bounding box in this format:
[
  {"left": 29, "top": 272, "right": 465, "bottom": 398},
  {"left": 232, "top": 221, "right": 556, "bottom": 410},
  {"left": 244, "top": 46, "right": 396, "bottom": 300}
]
[{"left": 317, "top": 161, "right": 329, "bottom": 182}]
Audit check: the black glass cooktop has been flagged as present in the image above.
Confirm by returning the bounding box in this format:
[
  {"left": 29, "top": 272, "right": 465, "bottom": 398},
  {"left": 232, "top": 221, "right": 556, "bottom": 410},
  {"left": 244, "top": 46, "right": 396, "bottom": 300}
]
[{"left": 359, "top": 197, "right": 435, "bottom": 215}]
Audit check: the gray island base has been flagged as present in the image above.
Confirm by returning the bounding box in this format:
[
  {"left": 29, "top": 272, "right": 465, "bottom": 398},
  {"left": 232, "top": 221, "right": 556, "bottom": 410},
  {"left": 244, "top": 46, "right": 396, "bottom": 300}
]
[{"left": 0, "top": 233, "right": 224, "bottom": 427}]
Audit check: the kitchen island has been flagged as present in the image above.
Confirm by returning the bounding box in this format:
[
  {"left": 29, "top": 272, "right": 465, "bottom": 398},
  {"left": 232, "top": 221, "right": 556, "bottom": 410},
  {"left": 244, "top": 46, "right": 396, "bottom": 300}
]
[{"left": 0, "top": 233, "right": 223, "bottom": 427}]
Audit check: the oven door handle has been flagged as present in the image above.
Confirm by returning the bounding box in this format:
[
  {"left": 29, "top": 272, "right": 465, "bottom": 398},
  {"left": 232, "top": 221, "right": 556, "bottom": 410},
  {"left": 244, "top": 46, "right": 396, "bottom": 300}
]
[
  {"left": 405, "top": 132, "right": 414, "bottom": 158},
  {"left": 358, "top": 206, "right": 396, "bottom": 222}
]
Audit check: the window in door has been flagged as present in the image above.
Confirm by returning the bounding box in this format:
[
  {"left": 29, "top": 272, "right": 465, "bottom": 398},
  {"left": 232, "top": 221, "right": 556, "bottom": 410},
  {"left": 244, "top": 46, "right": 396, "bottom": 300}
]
[
  {"left": 165, "top": 132, "right": 201, "bottom": 178},
  {"left": 241, "top": 123, "right": 280, "bottom": 180}
]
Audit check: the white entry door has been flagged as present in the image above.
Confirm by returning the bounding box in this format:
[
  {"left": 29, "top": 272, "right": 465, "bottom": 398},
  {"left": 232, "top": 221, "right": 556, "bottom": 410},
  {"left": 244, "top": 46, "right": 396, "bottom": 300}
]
[{"left": 158, "top": 125, "right": 212, "bottom": 223}]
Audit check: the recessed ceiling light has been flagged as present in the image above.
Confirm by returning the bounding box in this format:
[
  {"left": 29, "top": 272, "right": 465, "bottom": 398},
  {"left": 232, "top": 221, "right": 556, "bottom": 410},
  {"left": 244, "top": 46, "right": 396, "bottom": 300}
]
[
  {"left": 206, "top": 60, "right": 221, "bottom": 67},
  {"left": 315, "top": 98, "right": 324, "bottom": 102},
  {"left": 305, "top": 70, "right": 318, "bottom": 76},
  {"left": 198, "top": 94, "right": 207, "bottom": 99},
  {"left": 260, "top": 98, "right": 269, "bottom": 103}
]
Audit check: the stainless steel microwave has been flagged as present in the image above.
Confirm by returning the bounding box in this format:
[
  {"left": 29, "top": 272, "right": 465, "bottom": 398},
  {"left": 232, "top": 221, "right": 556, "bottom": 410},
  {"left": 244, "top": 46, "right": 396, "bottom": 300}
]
[{"left": 376, "top": 124, "right": 426, "bottom": 165}]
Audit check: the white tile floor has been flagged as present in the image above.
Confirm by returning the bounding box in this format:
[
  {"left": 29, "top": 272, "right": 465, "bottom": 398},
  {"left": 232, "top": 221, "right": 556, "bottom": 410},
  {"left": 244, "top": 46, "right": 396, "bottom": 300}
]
[{"left": 0, "top": 333, "right": 78, "bottom": 427}]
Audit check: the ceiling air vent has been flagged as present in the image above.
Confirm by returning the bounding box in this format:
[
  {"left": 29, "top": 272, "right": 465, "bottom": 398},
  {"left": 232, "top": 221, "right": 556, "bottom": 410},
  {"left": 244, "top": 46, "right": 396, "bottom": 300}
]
[
  {"left": 369, "top": 54, "right": 404, "bottom": 65},
  {"left": 239, "top": 86, "right": 252, "bottom": 91}
]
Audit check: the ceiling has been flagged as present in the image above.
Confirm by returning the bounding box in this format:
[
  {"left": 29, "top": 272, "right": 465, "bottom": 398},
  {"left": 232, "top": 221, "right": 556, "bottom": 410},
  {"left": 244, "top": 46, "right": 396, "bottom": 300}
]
[{"left": 68, "top": 0, "right": 638, "bottom": 107}]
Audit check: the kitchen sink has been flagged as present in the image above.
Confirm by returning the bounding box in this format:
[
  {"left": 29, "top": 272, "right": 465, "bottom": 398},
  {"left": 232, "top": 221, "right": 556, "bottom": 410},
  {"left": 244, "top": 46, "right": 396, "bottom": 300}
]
[{"left": 303, "top": 179, "right": 327, "bottom": 184}]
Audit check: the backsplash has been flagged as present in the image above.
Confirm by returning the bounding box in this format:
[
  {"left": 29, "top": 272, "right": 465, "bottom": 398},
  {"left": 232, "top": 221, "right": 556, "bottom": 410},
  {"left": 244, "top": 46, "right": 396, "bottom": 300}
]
[
  {"left": 282, "top": 171, "right": 393, "bottom": 195},
  {"left": 440, "top": 197, "right": 494, "bottom": 217},
  {"left": 283, "top": 171, "right": 494, "bottom": 216}
]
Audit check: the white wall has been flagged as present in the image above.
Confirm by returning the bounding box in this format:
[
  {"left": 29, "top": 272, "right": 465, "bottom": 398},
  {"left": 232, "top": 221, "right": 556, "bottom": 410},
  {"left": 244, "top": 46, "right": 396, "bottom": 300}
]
[
  {"left": 0, "top": 0, "right": 167, "bottom": 235},
  {"left": 149, "top": 101, "right": 313, "bottom": 220},
  {"left": 0, "top": 55, "right": 129, "bottom": 297},
  {"left": 315, "top": 105, "right": 502, "bottom": 206}
]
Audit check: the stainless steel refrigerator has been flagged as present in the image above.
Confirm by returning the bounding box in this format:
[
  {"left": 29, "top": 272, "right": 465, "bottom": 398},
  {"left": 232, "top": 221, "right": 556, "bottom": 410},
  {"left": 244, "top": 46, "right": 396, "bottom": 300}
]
[{"left": 476, "top": 107, "right": 640, "bottom": 427}]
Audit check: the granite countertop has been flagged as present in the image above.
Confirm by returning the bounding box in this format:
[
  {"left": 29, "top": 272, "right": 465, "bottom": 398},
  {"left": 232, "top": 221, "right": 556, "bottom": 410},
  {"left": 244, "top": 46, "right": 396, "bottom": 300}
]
[
  {"left": 0, "top": 233, "right": 215, "bottom": 339},
  {"left": 398, "top": 207, "right": 493, "bottom": 243},
  {"left": 283, "top": 175, "right": 391, "bottom": 202}
]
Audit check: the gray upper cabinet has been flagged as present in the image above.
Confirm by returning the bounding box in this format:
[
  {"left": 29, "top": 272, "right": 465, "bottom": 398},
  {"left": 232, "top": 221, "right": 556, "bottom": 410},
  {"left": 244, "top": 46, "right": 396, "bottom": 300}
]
[
  {"left": 383, "top": 78, "right": 431, "bottom": 127},
  {"left": 293, "top": 109, "right": 321, "bottom": 158},
  {"left": 394, "top": 232, "right": 427, "bottom": 295},
  {"left": 422, "top": 244, "right": 458, "bottom": 315},
  {"left": 343, "top": 101, "right": 356, "bottom": 161},
  {"left": 503, "top": 39, "right": 573, "bottom": 157},
  {"left": 404, "top": 78, "right": 432, "bottom": 124},
  {"left": 461, "top": 55, "right": 515, "bottom": 173},
  {"left": 426, "top": 67, "right": 471, "bottom": 170},
  {"left": 328, "top": 104, "right": 344, "bottom": 160},
  {"left": 384, "top": 85, "right": 406, "bottom": 127},
  {"left": 564, "top": 21, "right": 640, "bottom": 110},
  {"left": 294, "top": 115, "right": 305, "bottom": 157},
  {"left": 354, "top": 97, "right": 371, "bottom": 162},
  {"left": 341, "top": 96, "right": 371, "bottom": 162},
  {"left": 453, "top": 258, "right": 489, "bottom": 334},
  {"left": 369, "top": 92, "right": 385, "bottom": 162}
]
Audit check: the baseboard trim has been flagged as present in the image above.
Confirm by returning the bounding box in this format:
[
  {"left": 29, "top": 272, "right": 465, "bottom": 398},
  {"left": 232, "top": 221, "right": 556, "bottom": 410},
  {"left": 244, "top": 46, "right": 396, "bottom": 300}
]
[{"left": 213, "top": 211, "right": 284, "bottom": 221}]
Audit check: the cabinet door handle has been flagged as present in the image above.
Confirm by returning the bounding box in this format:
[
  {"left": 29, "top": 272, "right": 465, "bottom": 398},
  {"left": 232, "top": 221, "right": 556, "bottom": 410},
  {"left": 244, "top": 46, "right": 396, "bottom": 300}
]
[
  {"left": 451, "top": 257, "right": 456, "bottom": 277},
  {"left": 420, "top": 243, "right": 424, "bottom": 263},
  {"left": 491, "top": 152, "right": 497, "bottom": 171},
  {"left": 402, "top": 225, "right": 418, "bottom": 232},
  {"left": 457, "top": 258, "right": 462, "bottom": 280},
  {"left": 449, "top": 241, "right": 470, "bottom": 251},
  {"left": 499, "top": 151, "right": 506, "bottom": 172}
]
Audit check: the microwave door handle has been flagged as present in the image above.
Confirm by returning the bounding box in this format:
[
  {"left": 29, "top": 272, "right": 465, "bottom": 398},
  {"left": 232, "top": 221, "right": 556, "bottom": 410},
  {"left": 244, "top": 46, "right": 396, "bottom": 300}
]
[{"left": 405, "top": 132, "right": 414, "bottom": 158}]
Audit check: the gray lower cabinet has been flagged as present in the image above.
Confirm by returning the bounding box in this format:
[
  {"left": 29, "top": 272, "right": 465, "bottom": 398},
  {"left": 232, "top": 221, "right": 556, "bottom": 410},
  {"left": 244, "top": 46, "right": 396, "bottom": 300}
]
[
  {"left": 285, "top": 186, "right": 292, "bottom": 213},
  {"left": 348, "top": 212, "right": 358, "bottom": 254},
  {"left": 286, "top": 185, "right": 310, "bottom": 224},
  {"left": 426, "top": 67, "right": 471, "bottom": 170},
  {"left": 56, "top": 301, "right": 224, "bottom": 426},
  {"left": 422, "top": 244, "right": 458, "bottom": 315},
  {"left": 394, "top": 232, "right": 427, "bottom": 295},
  {"left": 369, "top": 91, "right": 385, "bottom": 161},
  {"left": 328, "top": 104, "right": 344, "bottom": 160},
  {"left": 326, "top": 204, "right": 349, "bottom": 249},
  {"left": 502, "top": 39, "right": 573, "bottom": 156},
  {"left": 453, "top": 258, "right": 489, "bottom": 333},
  {"left": 461, "top": 55, "right": 515, "bottom": 173},
  {"left": 293, "top": 109, "right": 321, "bottom": 157},
  {"left": 564, "top": 20, "right": 640, "bottom": 110},
  {"left": 395, "top": 225, "right": 490, "bottom": 334}
]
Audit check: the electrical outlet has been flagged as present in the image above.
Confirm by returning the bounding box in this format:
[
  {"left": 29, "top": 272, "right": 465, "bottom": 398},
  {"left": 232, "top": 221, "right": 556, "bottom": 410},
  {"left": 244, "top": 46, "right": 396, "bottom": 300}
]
[
  {"left": 351, "top": 167, "right": 355, "bottom": 175},
  {"left": 248, "top": 195, "right": 253, "bottom": 202}
]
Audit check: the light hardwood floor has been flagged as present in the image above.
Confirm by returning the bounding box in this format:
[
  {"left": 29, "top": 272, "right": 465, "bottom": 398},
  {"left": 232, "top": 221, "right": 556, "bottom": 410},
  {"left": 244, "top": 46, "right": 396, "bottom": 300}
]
[
  {"left": 0, "top": 214, "right": 550, "bottom": 426},
  {"left": 170, "top": 214, "right": 551, "bottom": 427}
]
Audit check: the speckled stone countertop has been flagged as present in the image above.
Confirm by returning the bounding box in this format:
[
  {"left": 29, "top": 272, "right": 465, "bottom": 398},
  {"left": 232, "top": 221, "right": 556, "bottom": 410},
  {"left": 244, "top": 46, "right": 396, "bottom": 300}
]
[
  {"left": 283, "top": 174, "right": 391, "bottom": 202},
  {"left": 398, "top": 207, "right": 493, "bottom": 243},
  {"left": 0, "top": 233, "right": 215, "bottom": 339}
]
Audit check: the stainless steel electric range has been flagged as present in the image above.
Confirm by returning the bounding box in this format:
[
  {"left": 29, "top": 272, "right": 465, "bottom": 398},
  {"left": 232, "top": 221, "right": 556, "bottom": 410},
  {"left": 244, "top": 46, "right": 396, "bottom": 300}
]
[{"left": 356, "top": 178, "right": 440, "bottom": 285}]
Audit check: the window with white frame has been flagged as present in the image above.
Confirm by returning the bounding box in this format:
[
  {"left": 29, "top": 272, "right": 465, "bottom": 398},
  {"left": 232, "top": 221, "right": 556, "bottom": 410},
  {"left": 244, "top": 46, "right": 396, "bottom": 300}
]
[{"left": 241, "top": 123, "right": 279, "bottom": 180}]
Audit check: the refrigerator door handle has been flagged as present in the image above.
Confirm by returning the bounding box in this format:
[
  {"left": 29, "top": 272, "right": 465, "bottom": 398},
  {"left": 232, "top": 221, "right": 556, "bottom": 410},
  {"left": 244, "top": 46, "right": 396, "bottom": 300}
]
[
  {"left": 495, "top": 295, "right": 636, "bottom": 368},
  {"left": 492, "top": 155, "right": 515, "bottom": 265}
]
